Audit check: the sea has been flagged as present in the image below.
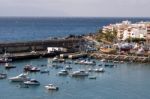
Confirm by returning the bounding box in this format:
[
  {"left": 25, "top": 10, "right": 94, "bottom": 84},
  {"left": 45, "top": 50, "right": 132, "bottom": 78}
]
[
  {"left": 0, "top": 17, "right": 150, "bottom": 42},
  {"left": 0, "top": 17, "right": 150, "bottom": 99}
]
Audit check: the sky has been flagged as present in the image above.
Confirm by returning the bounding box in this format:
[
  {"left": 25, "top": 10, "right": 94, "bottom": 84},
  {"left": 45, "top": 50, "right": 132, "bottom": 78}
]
[{"left": 0, "top": 0, "right": 149, "bottom": 17}]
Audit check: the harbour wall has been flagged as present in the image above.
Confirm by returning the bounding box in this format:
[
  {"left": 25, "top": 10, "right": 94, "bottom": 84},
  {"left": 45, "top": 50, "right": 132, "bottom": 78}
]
[{"left": 0, "top": 38, "right": 84, "bottom": 54}]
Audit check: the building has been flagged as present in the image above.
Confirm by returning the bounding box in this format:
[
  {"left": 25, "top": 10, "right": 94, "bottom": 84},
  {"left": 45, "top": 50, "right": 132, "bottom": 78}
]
[
  {"left": 146, "top": 25, "right": 150, "bottom": 47},
  {"left": 102, "top": 21, "right": 150, "bottom": 41},
  {"left": 47, "top": 47, "right": 67, "bottom": 53}
]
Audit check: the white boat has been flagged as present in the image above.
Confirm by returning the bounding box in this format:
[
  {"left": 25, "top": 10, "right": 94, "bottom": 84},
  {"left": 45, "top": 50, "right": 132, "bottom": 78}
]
[
  {"left": 5, "top": 63, "right": 16, "bottom": 69},
  {"left": 75, "top": 60, "right": 96, "bottom": 65},
  {"left": 71, "top": 70, "right": 89, "bottom": 77},
  {"left": 94, "top": 68, "right": 105, "bottom": 72},
  {"left": 45, "top": 84, "right": 59, "bottom": 90},
  {"left": 0, "top": 73, "right": 7, "bottom": 79},
  {"left": 9, "top": 73, "right": 30, "bottom": 82},
  {"left": 84, "top": 60, "right": 96, "bottom": 65},
  {"left": 65, "top": 65, "right": 72, "bottom": 70},
  {"left": 24, "top": 79, "right": 40, "bottom": 85},
  {"left": 58, "top": 70, "right": 68, "bottom": 76},
  {"left": 52, "top": 57, "right": 65, "bottom": 63},
  {"left": 113, "top": 61, "right": 119, "bottom": 63},
  {"left": 100, "top": 59, "right": 106, "bottom": 62},
  {"left": 88, "top": 68, "right": 93, "bottom": 72},
  {"left": 40, "top": 69, "right": 49, "bottom": 74}
]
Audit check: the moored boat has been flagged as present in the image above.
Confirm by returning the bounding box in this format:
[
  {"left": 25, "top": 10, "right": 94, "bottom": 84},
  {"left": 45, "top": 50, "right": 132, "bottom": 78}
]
[
  {"left": 40, "top": 69, "right": 49, "bottom": 74},
  {"left": 52, "top": 57, "right": 65, "bottom": 63},
  {"left": 24, "top": 65, "right": 40, "bottom": 72},
  {"left": 65, "top": 65, "right": 72, "bottom": 70},
  {"left": 45, "top": 84, "right": 59, "bottom": 90},
  {"left": 9, "top": 73, "right": 30, "bottom": 82},
  {"left": 89, "top": 76, "right": 96, "bottom": 79},
  {"left": 71, "top": 70, "right": 89, "bottom": 77},
  {"left": 58, "top": 70, "right": 68, "bottom": 76},
  {"left": 94, "top": 68, "right": 105, "bottom": 72},
  {"left": 5, "top": 63, "right": 16, "bottom": 69},
  {"left": 24, "top": 79, "right": 40, "bottom": 85},
  {"left": 0, "top": 73, "right": 7, "bottom": 79},
  {"left": 75, "top": 60, "right": 96, "bottom": 65}
]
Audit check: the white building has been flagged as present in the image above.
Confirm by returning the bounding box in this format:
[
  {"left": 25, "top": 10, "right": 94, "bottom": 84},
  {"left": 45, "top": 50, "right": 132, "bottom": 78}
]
[
  {"left": 122, "top": 27, "right": 147, "bottom": 40},
  {"left": 102, "top": 21, "right": 150, "bottom": 41},
  {"left": 47, "top": 47, "right": 67, "bottom": 53}
]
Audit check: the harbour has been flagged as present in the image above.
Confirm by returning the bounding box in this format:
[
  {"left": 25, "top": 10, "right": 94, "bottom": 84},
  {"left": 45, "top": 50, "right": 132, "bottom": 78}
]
[{"left": 0, "top": 58, "right": 150, "bottom": 99}]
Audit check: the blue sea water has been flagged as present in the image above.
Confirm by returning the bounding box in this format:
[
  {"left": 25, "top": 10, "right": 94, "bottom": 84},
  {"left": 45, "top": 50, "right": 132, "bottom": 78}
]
[{"left": 0, "top": 17, "right": 150, "bottom": 42}]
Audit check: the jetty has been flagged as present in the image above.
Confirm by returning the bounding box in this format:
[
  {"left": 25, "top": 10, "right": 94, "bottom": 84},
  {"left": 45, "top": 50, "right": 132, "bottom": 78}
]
[{"left": 0, "top": 38, "right": 85, "bottom": 61}]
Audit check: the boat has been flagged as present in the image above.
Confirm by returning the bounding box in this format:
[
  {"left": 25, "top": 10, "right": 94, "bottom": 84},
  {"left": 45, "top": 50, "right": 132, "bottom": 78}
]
[
  {"left": 58, "top": 70, "right": 68, "bottom": 76},
  {"left": 98, "top": 64, "right": 102, "bottom": 66},
  {"left": 104, "top": 64, "right": 110, "bottom": 67},
  {"left": 9, "top": 73, "right": 30, "bottom": 82},
  {"left": 75, "top": 60, "right": 96, "bottom": 65},
  {"left": 100, "top": 59, "right": 106, "bottom": 62},
  {"left": 30, "top": 67, "right": 40, "bottom": 72},
  {"left": 71, "top": 70, "right": 89, "bottom": 77},
  {"left": 94, "top": 68, "right": 105, "bottom": 72},
  {"left": 89, "top": 76, "right": 96, "bottom": 79},
  {"left": 113, "top": 61, "right": 119, "bottom": 63},
  {"left": 24, "top": 65, "right": 40, "bottom": 72},
  {"left": 52, "top": 65, "right": 63, "bottom": 69},
  {"left": 0, "top": 57, "right": 12, "bottom": 63},
  {"left": 52, "top": 57, "right": 65, "bottom": 63},
  {"left": 45, "top": 84, "right": 59, "bottom": 90},
  {"left": 0, "top": 73, "right": 7, "bottom": 79},
  {"left": 40, "top": 69, "right": 49, "bottom": 74},
  {"left": 88, "top": 68, "right": 93, "bottom": 72},
  {"left": 24, "top": 79, "right": 40, "bottom": 85},
  {"left": 65, "top": 65, "right": 72, "bottom": 70},
  {"left": 5, "top": 63, "right": 16, "bottom": 69}
]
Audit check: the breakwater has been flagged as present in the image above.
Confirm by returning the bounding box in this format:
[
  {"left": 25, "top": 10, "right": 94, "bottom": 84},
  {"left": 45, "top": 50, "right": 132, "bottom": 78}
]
[
  {"left": 0, "top": 38, "right": 84, "bottom": 54},
  {"left": 90, "top": 53, "right": 150, "bottom": 63}
]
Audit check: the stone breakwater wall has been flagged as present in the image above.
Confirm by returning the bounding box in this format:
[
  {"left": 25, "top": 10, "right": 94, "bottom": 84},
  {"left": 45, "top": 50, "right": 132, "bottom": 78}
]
[{"left": 0, "top": 38, "right": 84, "bottom": 54}]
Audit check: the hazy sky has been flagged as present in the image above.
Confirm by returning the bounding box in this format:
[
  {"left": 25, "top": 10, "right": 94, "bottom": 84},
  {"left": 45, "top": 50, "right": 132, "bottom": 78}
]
[{"left": 0, "top": 0, "right": 149, "bottom": 17}]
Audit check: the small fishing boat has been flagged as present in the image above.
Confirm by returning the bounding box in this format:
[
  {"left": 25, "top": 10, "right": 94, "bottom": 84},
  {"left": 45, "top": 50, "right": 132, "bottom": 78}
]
[
  {"left": 88, "top": 68, "right": 93, "bottom": 72},
  {"left": 40, "top": 69, "right": 49, "bottom": 74},
  {"left": 98, "top": 64, "right": 102, "bottom": 66},
  {"left": 75, "top": 60, "right": 96, "bottom": 65},
  {"left": 24, "top": 79, "right": 40, "bottom": 85},
  {"left": 58, "top": 70, "right": 68, "bottom": 76},
  {"left": 52, "top": 65, "right": 63, "bottom": 69},
  {"left": 45, "top": 84, "right": 59, "bottom": 90},
  {"left": 94, "top": 68, "right": 105, "bottom": 72},
  {"left": 24, "top": 65, "right": 40, "bottom": 72},
  {"left": 89, "top": 76, "right": 96, "bottom": 79},
  {"left": 100, "top": 59, "right": 106, "bottom": 62},
  {"left": 65, "top": 65, "right": 72, "bottom": 70},
  {"left": 5, "top": 63, "right": 16, "bottom": 69},
  {"left": 0, "top": 73, "right": 7, "bottom": 79},
  {"left": 52, "top": 57, "right": 65, "bottom": 63},
  {"left": 71, "top": 70, "right": 89, "bottom": 77}
]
